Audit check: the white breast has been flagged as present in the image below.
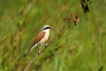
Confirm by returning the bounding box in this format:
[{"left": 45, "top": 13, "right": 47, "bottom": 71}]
[{"left": 38, "top": 29, "right": 50, "bottom": 44}]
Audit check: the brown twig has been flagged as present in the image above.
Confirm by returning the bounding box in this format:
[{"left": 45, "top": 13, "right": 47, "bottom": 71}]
[
  {"left": 95, "top": 18, "right": 103, "bottom": 71},
  {"left": 74, "top": 3, "right": 81, "bottom": 16}
]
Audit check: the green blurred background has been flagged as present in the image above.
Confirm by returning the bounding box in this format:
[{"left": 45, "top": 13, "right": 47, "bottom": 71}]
[{"left": 0, "top": 0, "right": 106, "bottom": 71}]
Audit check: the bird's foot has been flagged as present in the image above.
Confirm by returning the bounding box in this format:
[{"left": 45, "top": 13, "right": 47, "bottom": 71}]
[
  {"left": 38, "top": 51, "right": 40, "bottom": 54},
  {"left": 44, "top": 43, "right": 47, "bottom": 48}
]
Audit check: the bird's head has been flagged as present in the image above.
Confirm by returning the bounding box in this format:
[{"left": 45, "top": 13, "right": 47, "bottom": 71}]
[{"left": 41, "top": 25, "right": 52, "bottom": 31}]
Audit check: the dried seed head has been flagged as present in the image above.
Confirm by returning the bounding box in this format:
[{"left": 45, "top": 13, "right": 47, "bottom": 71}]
[
  {"left": 67, "top": 14, "right": 72, "bottom": 23},
  {"left": 74, "top": 14, "right": 80, "bottom": 26}
]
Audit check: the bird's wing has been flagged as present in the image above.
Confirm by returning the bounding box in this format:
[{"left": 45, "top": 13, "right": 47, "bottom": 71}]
[
  {"left": 23, "top": 32, "right": 45, "bottom": 57},
  {"left": 32, "top": 32, "right": 46, "bottom": 46}
]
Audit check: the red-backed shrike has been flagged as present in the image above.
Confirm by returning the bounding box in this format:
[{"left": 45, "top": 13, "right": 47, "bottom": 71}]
[{"left": 24, "top": 25, "right": 52, "bottom": 57}]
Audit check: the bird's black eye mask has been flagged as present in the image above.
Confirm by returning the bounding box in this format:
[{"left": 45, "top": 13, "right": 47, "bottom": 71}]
[{"left": 44, "top": 27, "right": 51, "bottom": 30}]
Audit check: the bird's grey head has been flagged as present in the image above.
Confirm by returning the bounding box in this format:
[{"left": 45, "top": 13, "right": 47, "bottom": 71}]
[{"left": 41, "top": 25, "right": 52, "bottom": 31}]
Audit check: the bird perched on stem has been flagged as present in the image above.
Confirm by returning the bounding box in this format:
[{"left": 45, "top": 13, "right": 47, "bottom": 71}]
[{"left": 23, "top": 25, "right": 52, "bottom": 57}]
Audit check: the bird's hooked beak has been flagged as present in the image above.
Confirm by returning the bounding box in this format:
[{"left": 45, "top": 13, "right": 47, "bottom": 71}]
[{"left": 50, "top": 27, "right": 53, "bottom": 29}]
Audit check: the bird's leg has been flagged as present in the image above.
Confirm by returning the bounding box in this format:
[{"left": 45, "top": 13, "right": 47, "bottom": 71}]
[
  {"left": 37, "top": 44, "right": 47, "bottom": 54},
  {"left": 37, "top": 46, "right": 39, "bottom": 50},
  {"left": 43, "top": 43, "right": 47, "bottom": 48},
  {"left": 41, "top": 43, "right": 47, "bottom": 46},
  {"left": 37, "top": 46, "right": 40, "bottom": 54}
]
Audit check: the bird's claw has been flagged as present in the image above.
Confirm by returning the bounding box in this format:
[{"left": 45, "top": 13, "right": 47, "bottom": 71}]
[{"left": 38, "top": 51, "right": 40, "bottom": 54}]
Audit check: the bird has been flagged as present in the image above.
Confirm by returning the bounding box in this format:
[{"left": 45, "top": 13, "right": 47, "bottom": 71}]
[{"left": 23, "top": 25, "right": 52, "bottom": 57}]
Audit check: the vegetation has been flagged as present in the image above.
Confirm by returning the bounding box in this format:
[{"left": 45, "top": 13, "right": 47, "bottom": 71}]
[{"left": 0, "top": 0, "right": 106, "bottom": 71}]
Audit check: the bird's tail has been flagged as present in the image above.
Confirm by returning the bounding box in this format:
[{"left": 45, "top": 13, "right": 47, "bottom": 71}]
[{"left": 23, "top": 44, "right": 37, "bottom": 57}]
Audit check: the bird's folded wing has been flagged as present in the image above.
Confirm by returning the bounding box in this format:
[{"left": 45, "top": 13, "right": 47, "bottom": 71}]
[
  {"left": 32, "top": 32, "right": 46, "bottom": 46},
  {"left": 23, "top": 32, "right": 46, "bottom": 57}
]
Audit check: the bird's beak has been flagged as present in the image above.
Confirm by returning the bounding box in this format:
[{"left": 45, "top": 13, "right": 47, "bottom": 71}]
[{"left": 50, "top": 27, "right": 53, "bottom": 29}]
